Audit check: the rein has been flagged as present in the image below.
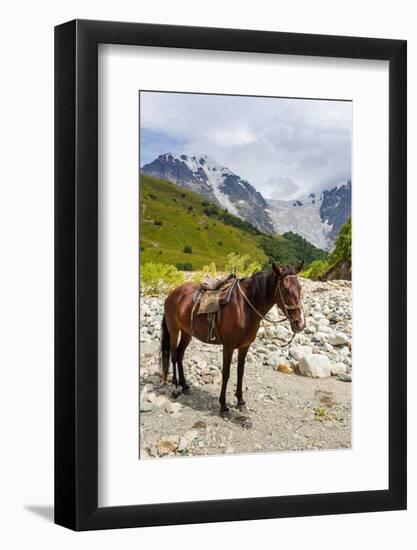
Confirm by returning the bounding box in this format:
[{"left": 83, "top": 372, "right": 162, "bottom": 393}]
[{"left": 237, "top": 274, "right": 303, "bottom": 348}]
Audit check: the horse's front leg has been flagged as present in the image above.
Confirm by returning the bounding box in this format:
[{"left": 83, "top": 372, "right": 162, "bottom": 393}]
[
  {"left": 236, "top": 346, "right": 249, "bottom": 409},
  {"left": 219, "top": 346, "right": 233, "bottom": 414}
]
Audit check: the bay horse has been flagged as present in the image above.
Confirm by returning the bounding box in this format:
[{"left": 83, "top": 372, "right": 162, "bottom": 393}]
[{"left": 160, "top": 262, "right": 305, "bottom": 413}]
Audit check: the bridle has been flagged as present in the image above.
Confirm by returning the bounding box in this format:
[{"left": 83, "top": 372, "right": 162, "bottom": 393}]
[
  {"left": 237, "top": 273, "right": 304, "bottom": 347},
  {"left": 273, "top": 274, "right": 304, "bottom": 322}
]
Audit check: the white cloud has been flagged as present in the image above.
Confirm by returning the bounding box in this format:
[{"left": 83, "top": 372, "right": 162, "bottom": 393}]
[{"left": 140, "top": 92, "right": 352, "bottom": 199}]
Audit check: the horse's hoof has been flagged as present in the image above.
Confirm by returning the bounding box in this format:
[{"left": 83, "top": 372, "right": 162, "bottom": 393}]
[
  {"left": 171, "top": 387, "right": 181, "bottom": 398},
  {"left": 237, "top": 402, "right": 247, "bottom": 412},
  {"left": 182, "top": 387, "right": 190, "bottom": 395},
  {"left": 220, "top": 406, "right": 230, "bottom": 416}
]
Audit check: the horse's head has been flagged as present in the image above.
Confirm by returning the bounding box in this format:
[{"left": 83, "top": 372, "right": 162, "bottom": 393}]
[{"left": 272, "top": 262, "right": 305, "bottom": 333}]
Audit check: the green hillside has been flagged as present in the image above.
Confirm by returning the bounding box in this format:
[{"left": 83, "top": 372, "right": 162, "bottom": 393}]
[
  {"left": 140, "top": 174, "right": 267, "bottom": 269},
  {"left": 139, "top": 174, "right": 328, "bottom": 270}
]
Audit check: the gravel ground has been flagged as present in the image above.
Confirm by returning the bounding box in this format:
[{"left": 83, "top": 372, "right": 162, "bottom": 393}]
[{"left": 140, "top": 278, "right": 352, "bottom": 458}]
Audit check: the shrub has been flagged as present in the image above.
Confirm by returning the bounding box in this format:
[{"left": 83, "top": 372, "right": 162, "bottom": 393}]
[
  {"left": 217, "top": 240, "right": 223, "bottom": 246},
  {"left": 183, "top": 244, "right": 192, "bottom": 254},
  {"left": 202, "top": 262, "right": 217, "bottom": 277},
  {"left": 203, "top": 205, "right": 219, "bottom": 217},
  {"left": 192, "top": 262, "right": 217, "bottom": 284},
  {"left": 154, "top": 220, "right": 162, "bottom": 226},
  {"left": 140, "top": 263, "right": 184, "bottom": 294},
  {"left": 225, "top": 253, "right": 262, "bottom": 277},
  {"left": 301, "top": 260, "right": 329, "bottom": 280},
  {"left": 330, "top": 217, "right": 351, "bottom": 264},
  {"left": 175, "top": 262, "right": 193, "bottom": 271}
]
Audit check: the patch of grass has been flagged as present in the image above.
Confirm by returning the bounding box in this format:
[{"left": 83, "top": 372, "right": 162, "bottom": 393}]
[
  {"left": 313, "top": 406, "right": 338, "bottom": 422},
  {"left": 313, "top": 406, "right": 328, "bottom": 421}
]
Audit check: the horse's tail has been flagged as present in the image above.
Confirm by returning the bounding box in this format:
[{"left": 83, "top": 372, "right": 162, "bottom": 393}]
[{"left": 160, "top": 315, "right": 171, "bottom": 382}]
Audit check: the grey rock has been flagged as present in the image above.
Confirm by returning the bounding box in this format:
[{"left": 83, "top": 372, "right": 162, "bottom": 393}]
[
  {"left": 331, "top": 362, "right": 347, "bottom": 376},
  {"left": 336, "top": 372, "right": 352, "bottom": 382},
  {"left": 178, "top": 429, "right": 198, "bottom": 452},
  {"left": 328, "top": 332, "right": 349, "bottom": 346},
  {"left": 140, "top": 402, "right": 153, "bottom": 412},
  {"left": 165, "top": 401, "right": 182, "bottom": 414}
]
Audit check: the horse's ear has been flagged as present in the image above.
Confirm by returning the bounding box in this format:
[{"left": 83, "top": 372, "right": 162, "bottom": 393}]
[
  {"left": 272, "top": 263, "right": 286, "bottom": 277},
  {"left": 295, "top": 260, "right": 304, "bottom": 273}
]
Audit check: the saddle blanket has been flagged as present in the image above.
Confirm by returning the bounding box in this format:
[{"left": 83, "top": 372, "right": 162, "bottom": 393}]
[{"left": 192, "top": 276, "right": 237, "bottom": 315}]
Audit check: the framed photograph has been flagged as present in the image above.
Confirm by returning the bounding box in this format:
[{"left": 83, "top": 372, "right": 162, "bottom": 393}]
[{"left": 55, "top": 20, "right": 407, "bottom": 530}]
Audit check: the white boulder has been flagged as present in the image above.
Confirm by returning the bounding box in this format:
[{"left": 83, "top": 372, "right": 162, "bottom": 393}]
[
  {"left": 289, "top": 345, "right": 313, "bottom": 361},
  {"left": 298, "top": 354, "right": 332, "bottom": 378}
]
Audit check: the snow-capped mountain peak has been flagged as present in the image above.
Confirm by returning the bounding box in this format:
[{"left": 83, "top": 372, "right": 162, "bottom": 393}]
[{"left": 141, "top": 153, "right": 274, "bottom": 233}]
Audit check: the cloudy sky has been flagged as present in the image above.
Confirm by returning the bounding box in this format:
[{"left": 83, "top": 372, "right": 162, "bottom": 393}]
[{"left": 140, "top": 91, "right": 352, "bottom": 200}]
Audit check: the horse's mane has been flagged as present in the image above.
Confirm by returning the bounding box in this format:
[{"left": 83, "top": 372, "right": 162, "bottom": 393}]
[
  {"left": 248, "top": 270, "right": 277, "bottom": 302},
  {"left": 248, "top": 265, "right": 297, "bottom": 302}
]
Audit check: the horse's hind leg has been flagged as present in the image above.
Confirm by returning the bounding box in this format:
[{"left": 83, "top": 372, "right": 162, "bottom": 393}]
[
  {"left": 177, "top": 332, "right": 191, "bottom": 393},
  {"left": 236, "top": 346, "right": 249, "bottom": 409},
  {"left": 169, "top": 330, "right": 180, "bottom": 387}
]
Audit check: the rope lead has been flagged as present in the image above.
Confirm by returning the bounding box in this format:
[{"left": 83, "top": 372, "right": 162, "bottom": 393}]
[{"left": 237, "top": 279, "right": 298, "bottom": 348}]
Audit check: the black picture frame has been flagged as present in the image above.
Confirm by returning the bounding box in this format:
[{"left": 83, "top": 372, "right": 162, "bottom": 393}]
[{"left": 55, "top": 19, "right": 407, "bottom": 531}]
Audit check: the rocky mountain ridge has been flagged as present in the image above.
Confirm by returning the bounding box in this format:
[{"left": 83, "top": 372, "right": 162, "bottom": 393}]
[
  {"left": 141, "top": 153, "right": 274, "bottom": 233},
  {"left": 141, "top": 153, "right": 351, "bottom": 250}
]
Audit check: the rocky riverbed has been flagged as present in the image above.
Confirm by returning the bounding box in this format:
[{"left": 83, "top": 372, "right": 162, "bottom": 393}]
[{"left": 140, "top": 278, "right": 352, "bottom": 458}]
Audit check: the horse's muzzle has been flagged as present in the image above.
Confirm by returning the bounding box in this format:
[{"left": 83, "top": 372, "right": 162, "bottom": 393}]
[{"left": 291, "top": 319, "right": 305, "bottom": 333}]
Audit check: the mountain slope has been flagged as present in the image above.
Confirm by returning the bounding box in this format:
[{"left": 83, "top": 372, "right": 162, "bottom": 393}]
[
  {"left": 266, "top": 194, "right": 330, "bottom": 250},
  {"left": 320, "top": 181, "right": 351, "bottom": 240},
  {"left": 139, "top": 174, "right": 267, "bottom": 269},
  {"left": 267, "top": 182, "right": 351, "bottom": 250},
  {"left": 141, "top": 153, "right": 274, "bottom": 233}
]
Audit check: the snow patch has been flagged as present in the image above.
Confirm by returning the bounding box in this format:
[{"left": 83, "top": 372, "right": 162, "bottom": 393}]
[
  {"left": 170, "top": 153, "right": 240, "bottom": 216},
  {"left": 268, "top": 195, "right": 332, "bottom": 250}
]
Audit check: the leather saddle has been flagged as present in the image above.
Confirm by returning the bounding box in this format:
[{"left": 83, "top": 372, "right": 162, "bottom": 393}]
[
  {"left": 192, "top": 273, "right": 237, "bottom": 341},
  {"left": 200, "top": 274, "right": 233, "bottom": 292}
]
